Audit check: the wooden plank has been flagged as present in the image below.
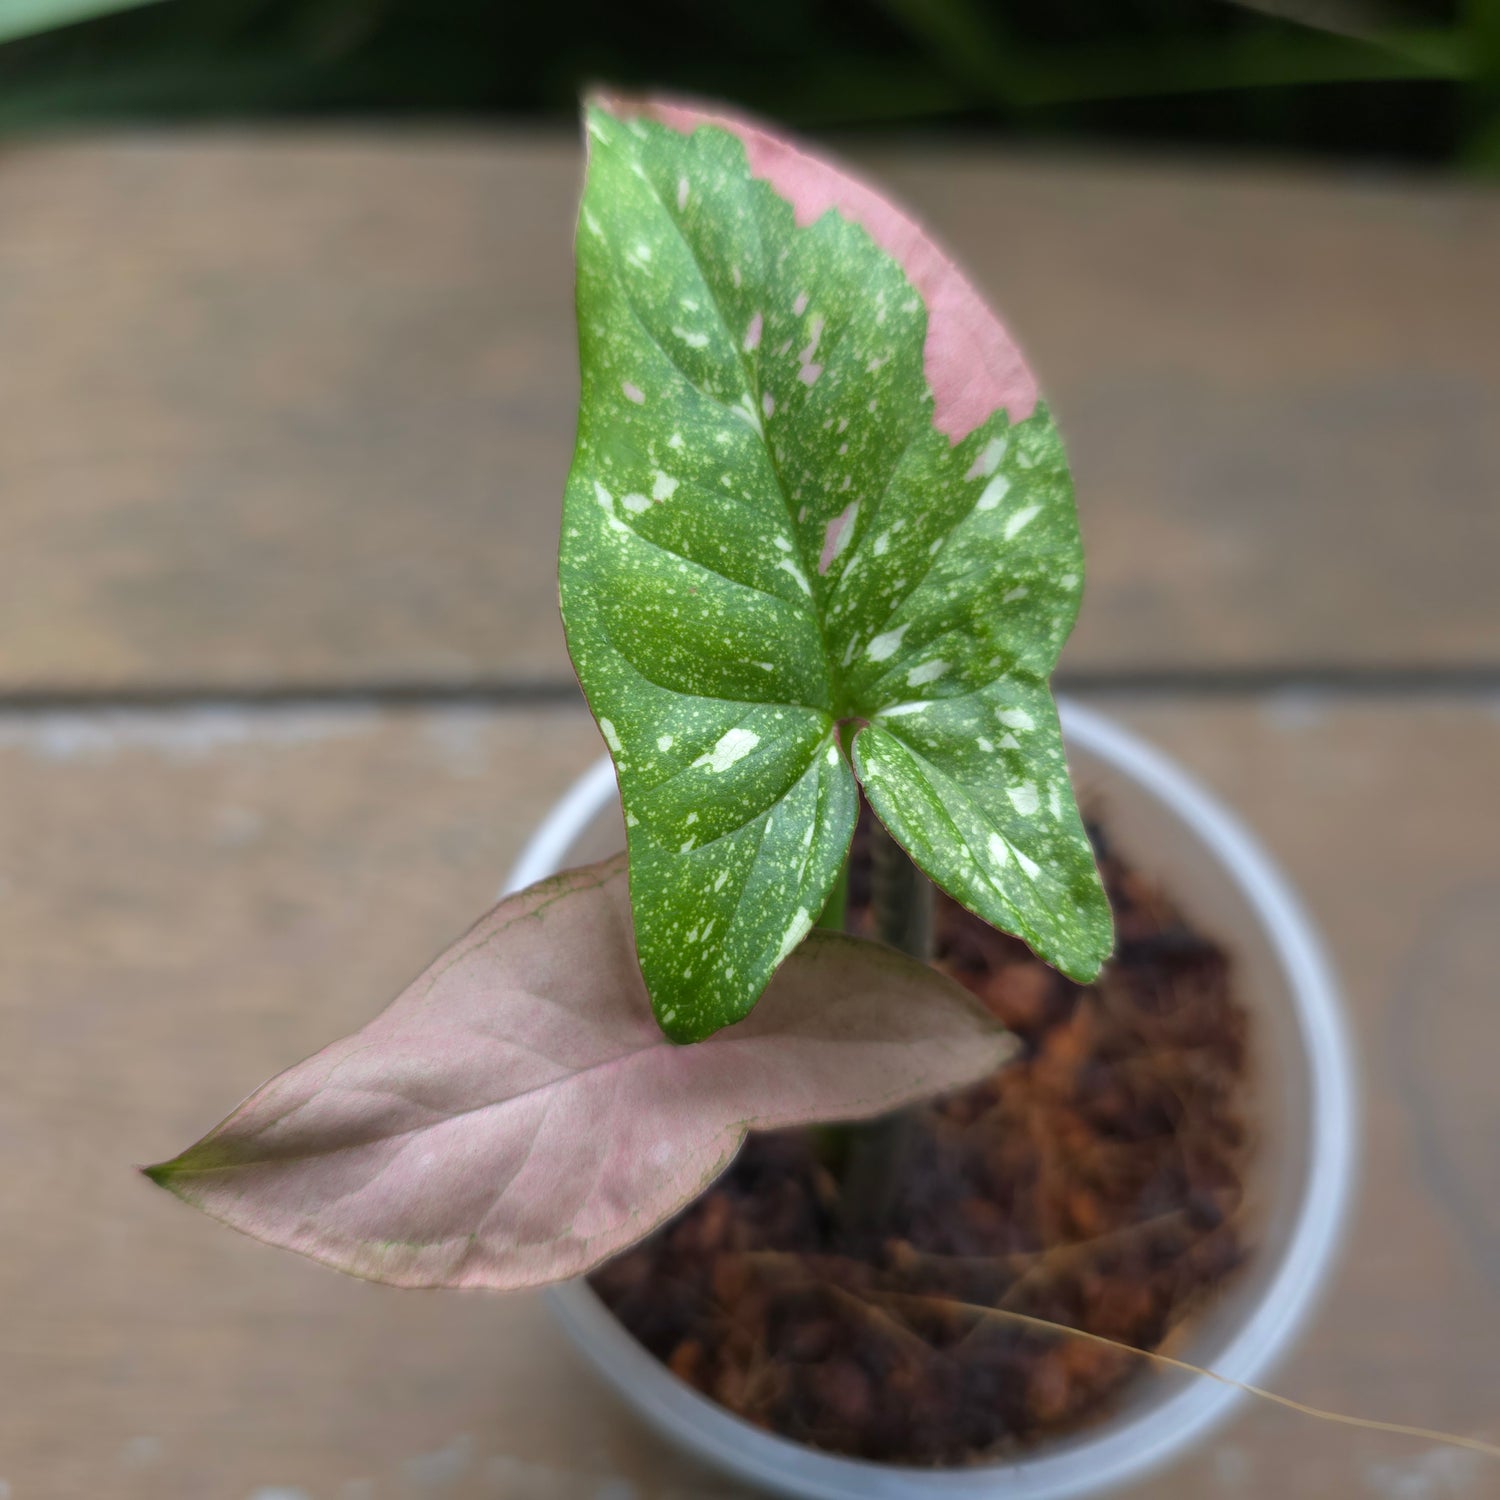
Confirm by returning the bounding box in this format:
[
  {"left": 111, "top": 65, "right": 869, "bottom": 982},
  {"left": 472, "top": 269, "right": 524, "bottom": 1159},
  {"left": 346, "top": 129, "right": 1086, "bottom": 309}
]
[
  {"left": 1, "top": 698, "right": 1496, "bottom": 1496},
  {"left": 1102, "top": 697, "right": 1500, "bottom": 1497},
  {"left": 0, "top": 704, "right": 736, "bottom": 1498},
  {"left": 1, "top": 135, "right": 1496, "bottom": 693}
]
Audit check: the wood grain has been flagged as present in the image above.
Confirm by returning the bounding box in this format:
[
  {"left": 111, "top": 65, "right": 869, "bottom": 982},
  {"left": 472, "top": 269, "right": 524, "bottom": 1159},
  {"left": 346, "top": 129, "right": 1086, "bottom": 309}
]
[
  {"left": 1, "top": 135, "right": 1496, "bottom": 693},
  {"left": 2, "top": 699, "right": 1497, "bottom": 1497}
]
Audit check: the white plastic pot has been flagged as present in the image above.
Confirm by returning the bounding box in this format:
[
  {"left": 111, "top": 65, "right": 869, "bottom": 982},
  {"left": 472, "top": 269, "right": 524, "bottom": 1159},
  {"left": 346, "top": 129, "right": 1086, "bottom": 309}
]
[{"left": 504, "top": 700, "right": 1356, "bottom": 1500}]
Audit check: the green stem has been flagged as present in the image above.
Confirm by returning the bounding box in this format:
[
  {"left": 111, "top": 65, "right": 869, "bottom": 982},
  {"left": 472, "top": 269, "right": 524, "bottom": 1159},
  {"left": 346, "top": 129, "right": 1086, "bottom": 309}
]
[
  {"left": 836, "top": 818, "right": 934, "bottom": 1241},
  {"left": 869, "top": 817, "right": 935, "bottom": 960}
]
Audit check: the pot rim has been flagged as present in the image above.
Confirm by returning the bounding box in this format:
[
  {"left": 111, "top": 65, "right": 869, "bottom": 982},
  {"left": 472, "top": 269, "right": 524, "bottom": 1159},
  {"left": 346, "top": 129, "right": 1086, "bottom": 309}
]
[{"left": 505, "top": 699, "right": 1357, "bottom": 1500}]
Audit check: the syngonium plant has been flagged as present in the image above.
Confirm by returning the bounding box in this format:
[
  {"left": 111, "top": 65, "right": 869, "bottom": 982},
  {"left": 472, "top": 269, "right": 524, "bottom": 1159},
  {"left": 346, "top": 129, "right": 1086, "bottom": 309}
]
[{"left": 144, "top": 95, "right": 1113, "bottom": 1292}]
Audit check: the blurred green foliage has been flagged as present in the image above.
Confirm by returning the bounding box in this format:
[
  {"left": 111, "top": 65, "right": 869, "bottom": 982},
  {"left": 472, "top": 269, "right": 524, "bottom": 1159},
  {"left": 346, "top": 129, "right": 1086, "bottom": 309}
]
[{"left": 1, "top": 0, "right": 1496, "bottom": 168}]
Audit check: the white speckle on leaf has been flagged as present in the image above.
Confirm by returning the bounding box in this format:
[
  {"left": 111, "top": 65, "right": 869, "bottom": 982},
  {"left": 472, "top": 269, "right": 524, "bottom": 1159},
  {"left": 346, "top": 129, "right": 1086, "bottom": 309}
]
[
  {"left": 988, "top": 833, "right": 1010, "bottom": 867},
  {"left": 826, "top": 745, "right": 839, "bottom": 765},
  {"left": 692, "top": 727, "right": 760, "bottom": 773},
  {"left": 672, "top": 325, "right": 709, "bottom": 349},
  {"left": 713, "top": 869, "right": 729, "bottom": 891},
  {"left": 777, "top": 557, "right": 812, "bottom": 594},
  {"left": 677, "top": 175, "right": 690, "bottom": 210},
  {"left": 679, "top": 839, "right": 696, "bottom": 853},
  {"left": 684, "top": 811, "right": 697, "bottom": 825},
  {"left": 621, "top": 381, "right": 645, "bottom": 405},
  {"left": 876, "top": 700, "right": 930, "bottom": 718},
  {"left": 907, "top": 659, "right": 949, "bottom": 687},
  {"left": 773, "top": 906, "right": 813, "bottom": 965},
  {"left": 1061, "top": 572, "right": 1078, "bottom": 588},
  {"left": 598, "top": 718, "right": 623, "bottom": 754},
  {"left": 1004, "top": 504, "right": 1040, "bottom": 539},
  {"left": 762, "top": 391, "right": 776, "bottom": 418},
  {"left": 999, "top": 732, "right": 1020, "bottom": 750},
  {"left": 966, "top": 435, "right": 1009, "bottom": 480},
  {"left": 744, "top": 311, "right": 763, "bottom": 352},
  {"left": 1014, "top": 847, "right": 1041, "bottom": 879},
  {"left": 773, "top": 535, "right": 793, "bottom": 552},
  {"left": 1003, "top": 586, "right": 1029, "bottom": 602},
  {"left": 621, "top": 492, "right": 650, "bottom": 514},
  {"left": 819, "top": 501, "right": 858, "bottom": 573},
  {"left": 652, "top": 471, "right": 679, "bottom": 502},
  {"left": 1048, "top": 786, "right": 1063, "bottom": 818},
  {"left": 873, "top": 530, "right": 891, "bottom": 556},
  {"left": 657, "top": 734, "right": 673, "bottom": 752},
  {"left": 977, "top": 735, "right": 994, "bottom": 752},
  {"left": 866, "top": 623, "right": 909, "bottom": 662},
  {"left": 625, "top": 811, "right": 638, "bottom": 827},
  {"left": 633, "top": 242, "right": 652, "bottom": 262},
  {"left": 798, "top": 363, "right": 823, "bottom": 386},
  {"left": 997, "top": 708, "right": 1035, "bottom": 731},
  {"left": 667, "top": 430, "right": 684, "bottom": 449},
  {"left": 1008, "top": 783, "right": 1040, "bottom": 817},
  {"left": 793, "top": 290, "right": 809, "bottom": 315},
  {"left": 977, "top": 474, "right": 1011, "bottom": 512}
]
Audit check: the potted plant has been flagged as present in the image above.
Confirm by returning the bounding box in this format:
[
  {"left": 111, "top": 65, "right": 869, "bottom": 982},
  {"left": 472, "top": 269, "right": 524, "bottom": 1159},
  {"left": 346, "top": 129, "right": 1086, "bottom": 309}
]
[{"left": 146, "top": 95, "right": 1354, "bottom": 1498}]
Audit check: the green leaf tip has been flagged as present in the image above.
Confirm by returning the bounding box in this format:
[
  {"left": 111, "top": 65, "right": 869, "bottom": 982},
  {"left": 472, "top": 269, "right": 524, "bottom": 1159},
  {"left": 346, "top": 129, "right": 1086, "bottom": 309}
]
[{"left": 561, "top": 98, "right": 1112, "bottom": 1039}]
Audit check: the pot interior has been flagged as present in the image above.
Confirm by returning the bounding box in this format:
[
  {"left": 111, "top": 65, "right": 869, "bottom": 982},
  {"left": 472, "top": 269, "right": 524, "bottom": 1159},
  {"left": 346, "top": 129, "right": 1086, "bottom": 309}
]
[{"left": 532, "top": 705, "right": 1351, "bottom": 1489}]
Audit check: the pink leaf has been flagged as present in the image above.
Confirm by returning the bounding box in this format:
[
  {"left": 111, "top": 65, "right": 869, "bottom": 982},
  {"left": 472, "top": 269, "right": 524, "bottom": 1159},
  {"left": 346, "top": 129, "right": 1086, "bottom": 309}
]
[
  {"left": 598, "top": 91, "right": 1039, "bottom": 443},
  {"left": 145, "top": 856, "right": 1013, "bottom": 1290}
]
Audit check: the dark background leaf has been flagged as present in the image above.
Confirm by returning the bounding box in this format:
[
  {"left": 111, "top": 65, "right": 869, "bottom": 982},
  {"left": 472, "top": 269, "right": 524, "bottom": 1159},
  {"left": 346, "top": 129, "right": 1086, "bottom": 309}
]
[{"left": 0, "top": 0, "right": 1493, "bottom": 173}]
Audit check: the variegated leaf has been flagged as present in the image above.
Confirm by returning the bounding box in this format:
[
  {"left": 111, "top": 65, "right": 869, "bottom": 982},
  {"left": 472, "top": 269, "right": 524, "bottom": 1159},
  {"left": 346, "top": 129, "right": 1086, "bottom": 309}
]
[{"left": 559, "top": 96, "right": 1111, "bottom": 1040}]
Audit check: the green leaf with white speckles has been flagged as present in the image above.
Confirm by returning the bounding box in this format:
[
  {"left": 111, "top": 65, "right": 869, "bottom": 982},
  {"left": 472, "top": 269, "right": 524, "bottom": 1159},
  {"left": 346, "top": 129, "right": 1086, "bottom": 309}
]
[{"left": 560, "top": 97, "right": 1111, "bottom": 1041}]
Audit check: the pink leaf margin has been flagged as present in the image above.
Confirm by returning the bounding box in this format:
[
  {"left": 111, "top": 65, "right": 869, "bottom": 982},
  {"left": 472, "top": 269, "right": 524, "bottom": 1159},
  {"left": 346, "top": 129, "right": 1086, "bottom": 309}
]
[
  {"left": 594, "top": 90, "right": 1040, "bottom": 443},
  {"left": 144, "top": 857, "right": 1013, "bottom": 1292}
]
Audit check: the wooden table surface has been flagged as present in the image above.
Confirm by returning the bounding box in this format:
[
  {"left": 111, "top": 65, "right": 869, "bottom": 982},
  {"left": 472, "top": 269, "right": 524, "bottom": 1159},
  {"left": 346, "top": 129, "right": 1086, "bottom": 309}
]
[{"left": 1, "top": 132, "right": 1497, "bottom": 1500}]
